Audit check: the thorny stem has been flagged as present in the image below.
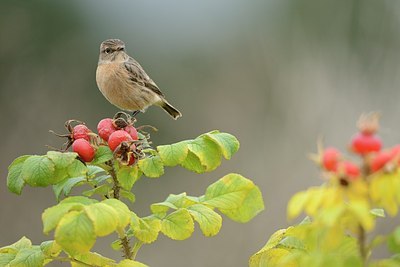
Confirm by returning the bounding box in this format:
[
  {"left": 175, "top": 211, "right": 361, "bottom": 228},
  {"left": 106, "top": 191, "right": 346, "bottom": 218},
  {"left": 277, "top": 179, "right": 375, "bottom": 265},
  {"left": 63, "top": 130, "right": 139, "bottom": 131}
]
[
  {"left": 120, "top": 235, "right": 133, "bottom": 259},
  {"left": 108, "top": 161, "right": 120, "bottom": 199},
  {"left": 108, "top": 160, "right": 134, "bottom": 259}
]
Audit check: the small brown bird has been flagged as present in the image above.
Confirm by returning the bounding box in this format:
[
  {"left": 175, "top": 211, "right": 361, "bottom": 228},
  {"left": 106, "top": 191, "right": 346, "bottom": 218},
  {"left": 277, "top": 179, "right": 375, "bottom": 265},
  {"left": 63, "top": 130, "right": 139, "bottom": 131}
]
[{"left": 96, "top": 39, "right": 182, "bottom": 119}]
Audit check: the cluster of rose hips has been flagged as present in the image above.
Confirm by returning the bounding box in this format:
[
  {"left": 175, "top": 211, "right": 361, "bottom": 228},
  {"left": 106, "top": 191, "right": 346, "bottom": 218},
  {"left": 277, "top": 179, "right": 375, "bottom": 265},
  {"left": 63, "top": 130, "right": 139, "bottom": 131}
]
[
  {"left": 54, "top": 113, "right": 144, "bottom": 166},
  {"left": 319, "top": 113, "right": 400, "bottom": 184}
]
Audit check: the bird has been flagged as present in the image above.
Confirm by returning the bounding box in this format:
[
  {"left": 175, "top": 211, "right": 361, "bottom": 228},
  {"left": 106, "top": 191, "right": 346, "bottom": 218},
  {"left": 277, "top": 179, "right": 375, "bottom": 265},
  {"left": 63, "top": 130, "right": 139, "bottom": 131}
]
[{"left": 96, "top": 39, "right": 182, "bottom": 119}]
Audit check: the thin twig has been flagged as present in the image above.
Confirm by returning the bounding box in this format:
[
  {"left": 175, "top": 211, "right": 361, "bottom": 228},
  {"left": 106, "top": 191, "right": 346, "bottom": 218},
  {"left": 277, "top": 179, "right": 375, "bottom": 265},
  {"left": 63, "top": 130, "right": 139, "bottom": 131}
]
[
  {"left": 51, "top": 256, "right": 93, "bottom": 266},
  {"left": 358, "top": 156, "right": 370, "bottom": 266},
  {"left": 131, "top": 241, "right": 144, "bottom": 260},
  {"left": 358, "top": 224, "right": 367, "bottom": 266}
]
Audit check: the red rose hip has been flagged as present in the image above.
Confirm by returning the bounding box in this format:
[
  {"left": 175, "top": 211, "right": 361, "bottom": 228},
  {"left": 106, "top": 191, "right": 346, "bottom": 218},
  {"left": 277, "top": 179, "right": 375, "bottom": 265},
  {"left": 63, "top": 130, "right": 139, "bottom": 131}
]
[
  {"left": 342, "top": 161, "right": 360, "bottom": 180},
  {"left": 97, "top": 118, "right": 117, "bottom": 141},
  {"left": 350, "top": 133, "right": 382, "bottom": 155},
  {"left": 371, "top": 151, "right": 392, "bottom": 172},
  {"left": 124, "top": 125, "right": 138, "bottom": 140},
  {"left": 322, "top": 147, "right": 340, "bottom": 171},
  {"left": 72, "top": 139, "right": 95, "bottom": 162},
  {"left": 108, "top": 130, "right": 133, "bottom": 151},
  {"left": 73, "top": 124, "right": 91, "bottom": 141}
]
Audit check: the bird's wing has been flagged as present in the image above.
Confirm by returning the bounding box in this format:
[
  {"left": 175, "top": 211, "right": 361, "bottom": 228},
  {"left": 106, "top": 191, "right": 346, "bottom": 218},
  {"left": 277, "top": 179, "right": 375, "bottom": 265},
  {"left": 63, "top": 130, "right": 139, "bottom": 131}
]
[{"left": 124, "top": 58, "right": 165, "bottom": 97}]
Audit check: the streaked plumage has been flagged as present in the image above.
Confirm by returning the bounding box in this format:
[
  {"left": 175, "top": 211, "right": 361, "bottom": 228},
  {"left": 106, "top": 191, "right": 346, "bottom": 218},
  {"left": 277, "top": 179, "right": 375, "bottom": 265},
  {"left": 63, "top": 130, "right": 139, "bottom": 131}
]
[{"left": 96, "top": 39, "right": 182, "bottom": 119}]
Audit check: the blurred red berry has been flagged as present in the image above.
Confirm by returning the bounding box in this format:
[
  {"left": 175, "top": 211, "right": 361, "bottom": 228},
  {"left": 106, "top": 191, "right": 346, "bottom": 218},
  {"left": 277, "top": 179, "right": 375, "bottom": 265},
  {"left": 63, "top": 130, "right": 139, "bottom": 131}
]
[
  {"left": 390, "top": 145, "right": 400, "bottom": 160},
  {"left": 97, "top": 118, "right": 117, "bottom": 141},
  {"left": 370, "top": 151, "right": 392, "bottom": 172},
  {"left": 124, "top": 125, "right": 138, "bottom": 140},
  {"left": 108, "top": 130, "right": 133, "bottom": 151},
  {"left": 322, "top": 147, "right": 341, "bottom": 171},
  {"left": 72, "top": 139, "right": 95, "bottom": 162},
  {"left": 73, "top": 124, "right": 90, "bottom": 141},
  {"left": 342, "top": 161, "right": 360, "bottom": 180},
  {"left": 350, "top": 133, "right": 382, "bottom": 155}
]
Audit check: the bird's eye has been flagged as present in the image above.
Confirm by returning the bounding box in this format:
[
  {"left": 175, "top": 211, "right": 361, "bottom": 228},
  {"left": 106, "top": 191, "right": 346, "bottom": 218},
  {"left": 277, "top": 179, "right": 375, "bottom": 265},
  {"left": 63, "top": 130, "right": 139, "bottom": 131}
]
[{"left": 104, "top": 48, "right": 112, "bottom": 54}]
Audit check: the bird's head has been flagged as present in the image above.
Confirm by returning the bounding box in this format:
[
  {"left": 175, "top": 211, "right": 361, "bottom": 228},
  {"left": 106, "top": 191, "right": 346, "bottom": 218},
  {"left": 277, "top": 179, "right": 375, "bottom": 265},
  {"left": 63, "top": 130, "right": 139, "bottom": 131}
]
[{"left": 99, "top": 39, "right": 128, "bottom": 63}]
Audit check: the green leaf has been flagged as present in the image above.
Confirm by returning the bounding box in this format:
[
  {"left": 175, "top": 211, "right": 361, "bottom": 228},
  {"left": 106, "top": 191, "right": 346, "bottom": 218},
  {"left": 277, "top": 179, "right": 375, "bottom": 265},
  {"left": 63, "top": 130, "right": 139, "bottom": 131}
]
[
  {"left": 47, "top": 151, "right": 77, "bottom": 168},
  {"left": 121, "top": 190, "right": 136, "bottom": 203},
  {"left": 165, "top": 193, "right": 198, "bottom": 208},
  {"left": 204, "top": 131, "right": 240, "bottom": 160},
  {"left": 42, "top": 203, "right": 84, "bottom": 234},
  {"left": 204, "top": 173, "right": 264, "bottom": 223},
  {"left": 187, "top": 204, "right": 222, "bottom": 237},
  {"left": 370, "top": 208, "right": 386, "bottom": 218},
  {"left": 161, "top": 209, "right": 194, "bottom": 240},
  {"left": 279, "top": 236, "right": 306, "bottom": 250},
  {"left": 60, "top": 196, "right": 98, "bottom": 205},
  {"left": 102, "top": 199, "right": 131, "bottom": 229},
  {"left": 219, "top": 185, "right": 265, "bottom": 223},
  {"left": 180, "top": 151, "right": 205, "bottom": 173},
  {"left": 93, "top": 174, "right": 112, "bottom": 184},
  {"left": 7, "top": 155, "right": 30, "bottom": 195},
  {"left": 0, "top": 254, "right": 16, "bottom": 266},
  {"left": 138, "top": 156, "right": 164, "bottom": 178},
  {"left": 40, "top": 241, "right": 61, "bottom": 257},
  {"left": 47, "top": 152, "right": 81, "bottom": 184},
  {"left": 249, "top": 247, "right": 291, "bottom": 267},
  {"left": 117, "top": 165, "right": 141, "bottom": 190},
  {"left": 84, "top": 203, "right": 119, "bottom": 236},
  {"left": 388, "top": 227, "right": 400, "bottom": 253},
  {"left": 249, "top": 228, "right": 291, "bottom": 267},
  {"left": 82, "top": 184, "right": 111, "bottom": 198},
  {"left": 157, "top": 141, "right": 189, "bottom": 166},
  {"left": 187, "top": 137, "right": 222, "bottom": 171},
  {"left": 8, "top": 247, "right": 45, "bottom": 267},
  {"left": 150, "top": 193, "right": 200, "bottom": 217},
  {"left": 55, "top": 210, "right": 96, "bottom": 255},
  {"left": 73, "top": 251, "right": 115, "bottom": 266},
  {"left": 118, "top": 259, "right": 149, "bottom": 267},
  {"left": 91, "top": 145, "right": 113, "bottom": 165},
  {"left": 204, "top": 173, "right": 254, "bottom": 209},
  {"left": 67, "top": 160, "right": 88, "bottom": 177},
  {"left": 151, "top": 202, "right": 177, "bottom": 217},
  {"left": 42, "top": 197, "right": 97, "bottom": 234},
  {"left": 287, "top": 191, "right": 309, "bottom": 220},
  {"left": 111, "top": 239, "right": 121, "bottom": 251},
  {"left": 0, "top": 237, "right": 32, "bottom": 253},
  {"left": 131, "top": 216, "right": 161, "bottom": 244},
  {"left": 21, "top": 156, "right": 55, "bottom": 186},
  {"left": 87, "top": 165, "right": 106, "bottom": 177},
  {"left": 53, "top": 176, "right": 86, "bottom": 201}
]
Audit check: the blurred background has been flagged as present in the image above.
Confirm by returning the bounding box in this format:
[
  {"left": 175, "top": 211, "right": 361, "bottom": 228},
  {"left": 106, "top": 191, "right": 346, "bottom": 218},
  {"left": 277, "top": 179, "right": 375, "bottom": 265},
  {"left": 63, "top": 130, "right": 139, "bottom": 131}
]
[{"left": 1, "top": 0, "right": 400, "bottom": 266}]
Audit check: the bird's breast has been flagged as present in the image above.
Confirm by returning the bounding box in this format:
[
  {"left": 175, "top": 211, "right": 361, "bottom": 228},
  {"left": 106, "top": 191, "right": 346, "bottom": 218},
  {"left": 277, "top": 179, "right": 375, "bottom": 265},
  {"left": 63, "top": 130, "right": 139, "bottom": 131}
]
[{"left": 96, "top": 63, "right": 160, "bottom": 111}]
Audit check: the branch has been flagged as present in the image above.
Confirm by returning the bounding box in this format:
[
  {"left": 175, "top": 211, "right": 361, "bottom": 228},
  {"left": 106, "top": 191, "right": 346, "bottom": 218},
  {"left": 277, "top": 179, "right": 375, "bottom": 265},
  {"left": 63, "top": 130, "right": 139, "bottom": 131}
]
[
  {"left": 108, "top": 161, "right": 121, "bottom": 199},
  {"left": 120, "top": 235, "right": 133, "bottom": 259},
  {"left": 108, "top": 160, "right": 134, "bottom": 260},
  {"left": 51, "top": 256, "right": 93, "bottom": 266},
  {"left": 358, "top": 156, "right": 370, "bottom": 266},
  {"left": 358, "top": 225, "right": 367, "bottom": 266},
  {"left": 131, "top": 241, "right": 144, "bottom": 260}
]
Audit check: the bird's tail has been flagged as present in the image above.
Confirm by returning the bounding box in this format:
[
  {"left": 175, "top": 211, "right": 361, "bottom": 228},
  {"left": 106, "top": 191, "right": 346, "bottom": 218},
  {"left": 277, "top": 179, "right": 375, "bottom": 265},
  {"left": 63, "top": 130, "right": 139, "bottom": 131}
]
[{"left": 160, "top": 100, "right": 182, "bottom": 120}]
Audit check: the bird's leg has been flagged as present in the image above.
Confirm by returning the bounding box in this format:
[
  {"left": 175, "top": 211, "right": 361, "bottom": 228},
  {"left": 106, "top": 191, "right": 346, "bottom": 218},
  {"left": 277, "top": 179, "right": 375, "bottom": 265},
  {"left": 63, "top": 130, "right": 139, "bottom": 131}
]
[{"left": 131, "top": 110, "right": 141, "bottom": 118}]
